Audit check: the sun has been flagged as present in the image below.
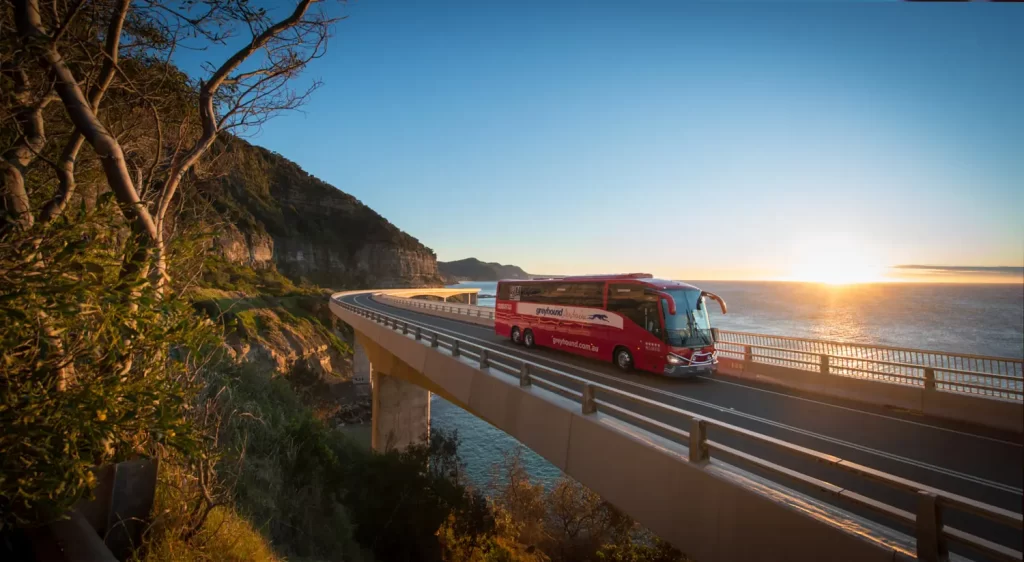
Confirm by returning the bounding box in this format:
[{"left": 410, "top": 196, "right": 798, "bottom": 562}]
[{"left": 785, "top": 236, "right": 888, "bottom": 285}]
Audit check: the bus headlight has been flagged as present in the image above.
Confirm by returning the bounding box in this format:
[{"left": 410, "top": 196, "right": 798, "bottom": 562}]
[{"left": 666, "top": 353, "right": 686, "bottom": 365}]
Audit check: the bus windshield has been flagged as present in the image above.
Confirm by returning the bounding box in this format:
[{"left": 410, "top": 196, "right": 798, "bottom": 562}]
[{"left": 662, "top": 289, "right": 713, "bottom": 348}]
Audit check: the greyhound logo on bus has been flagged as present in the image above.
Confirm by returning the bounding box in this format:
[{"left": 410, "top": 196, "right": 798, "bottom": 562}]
[{"left": 516, "top": 304, "right": 623, "bottom": 329}]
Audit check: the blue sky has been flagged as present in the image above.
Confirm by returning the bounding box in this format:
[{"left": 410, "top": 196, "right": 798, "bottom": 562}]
[{"left": 176, "top": 1, "right": 1023, "bottom": 281}]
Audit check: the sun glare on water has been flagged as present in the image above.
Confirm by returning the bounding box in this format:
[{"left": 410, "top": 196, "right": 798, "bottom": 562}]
[{"left": 785, "top": 236, "right": 888, "bottom": 285}]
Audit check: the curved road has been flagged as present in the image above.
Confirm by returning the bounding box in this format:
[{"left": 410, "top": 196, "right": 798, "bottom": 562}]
[{"left": 345, "top": 293, "right": 1023, "bottom": 556}]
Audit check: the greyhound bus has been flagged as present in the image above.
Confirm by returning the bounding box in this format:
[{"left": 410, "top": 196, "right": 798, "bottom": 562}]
[{"left": 495, "top": 273, "right": 728, "bottom": 377}]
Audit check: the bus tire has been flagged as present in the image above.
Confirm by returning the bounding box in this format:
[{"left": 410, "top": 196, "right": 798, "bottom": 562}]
[
  {"left": 614, "top": 347, "right": 633, "bottom": 372},
  {"left": 523, "top": 329, "right": 536, "bottom": 349},
  {"left": 511, "top": 326, "right": 523, "bottom": 345}
]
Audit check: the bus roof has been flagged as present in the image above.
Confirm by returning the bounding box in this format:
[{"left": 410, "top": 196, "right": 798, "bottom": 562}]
[{"left": 499, "top": 275, "right": 701, "bottom": 291}]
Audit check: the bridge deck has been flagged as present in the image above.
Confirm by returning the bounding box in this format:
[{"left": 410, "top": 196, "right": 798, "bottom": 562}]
[{"left": 342, "top": 292, "right": 1023, "bottom": 558}]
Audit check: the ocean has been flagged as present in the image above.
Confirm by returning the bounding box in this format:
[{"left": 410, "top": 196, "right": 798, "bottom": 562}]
[{"left": 431, "top": 281, "right": 1024, "bottom": 489}]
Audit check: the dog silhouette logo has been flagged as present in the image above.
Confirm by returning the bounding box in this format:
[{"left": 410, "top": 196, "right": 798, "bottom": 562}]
[{"left": 587, "top": 314, "right": 609, "bottom": 322}]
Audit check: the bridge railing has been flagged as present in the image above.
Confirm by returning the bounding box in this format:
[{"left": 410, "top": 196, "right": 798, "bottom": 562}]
[
  {"left": 376, "top": 294, "right": 1023, "bottom": 402},
  {"left": 379, "top": 294, "right": 496, "bottom": 320},
  {"left": 336, "top": 298, "right": 1023, "bottom": 561},
  {"left": 716, "top": 331, "right": 1024, "bottom": 402}
]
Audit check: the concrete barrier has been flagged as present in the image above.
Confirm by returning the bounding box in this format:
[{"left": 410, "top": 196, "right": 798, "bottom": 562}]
[
  {"left": 719, "top": 358, "right": 1022, "bottom": 434},
  {"left": 376, "top": 294, "right": 494, "bottom": 327},
  {"left": 923, "top": 390, "right": 1024, "bottom": 433}
]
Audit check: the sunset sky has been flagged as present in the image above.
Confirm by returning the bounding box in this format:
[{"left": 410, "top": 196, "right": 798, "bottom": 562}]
[{"left": 178, "top": 2, "right": 1023, "bottom": 284}]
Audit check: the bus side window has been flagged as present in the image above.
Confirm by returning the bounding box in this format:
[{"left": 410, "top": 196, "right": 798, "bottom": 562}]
[
  {"left": 554, "top": 283, "right": 603, "bottom": 308},
  {"left": 607, "top": 284, "right": 662, "bottom": 338},
  {"left": 521, "top": 285, "right": 546, "bottom": 303},
  {"left": 497, "top": 283, "right": 521, "bottom": 301}
]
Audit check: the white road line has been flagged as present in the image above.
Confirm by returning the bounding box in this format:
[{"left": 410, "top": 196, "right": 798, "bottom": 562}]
[
  {"left": 364, "top": 295, "right": 1022, "bottom": 448},
  {"left": 355, "top": 295, "right": 1023, "bottom": 495},
  {"left": 698, "top": 375, "right": 1023, "bottom": 448}
]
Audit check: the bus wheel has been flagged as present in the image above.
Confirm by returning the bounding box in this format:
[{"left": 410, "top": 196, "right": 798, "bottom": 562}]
[
  {"left": 523, "top": 329, "right": 536, "bottom": 349},
  {"left": 614, "top": 347, "right": 633, "bottom": 372},
  {"left": 511, "top": 327, "right": 523, "bottom": 345}
]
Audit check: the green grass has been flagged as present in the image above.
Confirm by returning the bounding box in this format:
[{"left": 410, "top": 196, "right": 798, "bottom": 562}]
[
  {"left": 140, "top": 505, "right": 282, "bottom": 562},
  {"left": 199, "top": 258, "right": 321, "bottom": 297},
  {"left": 190, "top": 283, "right": 351, "bottom": 361}
]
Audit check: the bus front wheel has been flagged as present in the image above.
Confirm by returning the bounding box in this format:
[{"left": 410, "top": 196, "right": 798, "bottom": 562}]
[
  {"left": 614, "top": 347, "right": 633, "bottom": 372},
  {"left": 511, "top": 327, "right": 523, "bottom": 345},
  {"left": 523, "top": 329, "right": 536, "bottom": 349}
]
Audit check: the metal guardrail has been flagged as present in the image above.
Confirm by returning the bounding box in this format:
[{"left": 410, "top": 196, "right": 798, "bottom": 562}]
[
  {"left": 338, "top": 297, "right": 1023, "bottom": 562},
  {"left": 716, "top": 332, "right": 1024, "bottom": 402},
  {"left": 379, "top": 294, "right": 1024, "bottom": 402}
]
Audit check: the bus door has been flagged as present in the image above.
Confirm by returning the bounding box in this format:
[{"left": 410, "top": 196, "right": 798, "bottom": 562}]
[
  {"left": 607, "top": 284, "right": 668, "bottom": 370},
  {"left": 637, "top": 291, "right": 667, "bottom": 370}
]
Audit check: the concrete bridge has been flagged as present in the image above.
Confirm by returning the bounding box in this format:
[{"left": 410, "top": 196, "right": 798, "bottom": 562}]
[
  {"left": 330, "top": 288, "right": 1023, "bottom": 562},
  {"left": 385, "top": 287, "right": 482, "bottom": 304}
]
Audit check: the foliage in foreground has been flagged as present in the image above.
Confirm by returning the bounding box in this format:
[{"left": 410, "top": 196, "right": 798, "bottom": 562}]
[
  {"left": 137, "top": 364, "right": 485, "bottom": 562},
  {"left": 141, "top": 499, "right": 281, "bottom": 562},
  {"left": 450, "top": 447, "right": 685, "bottom": 562},
  {"left": 0, "top": 209, "right": 217, "bottom": 530},
  {"left": 134, "top": 355, "right": 685, "bottom": 562}
]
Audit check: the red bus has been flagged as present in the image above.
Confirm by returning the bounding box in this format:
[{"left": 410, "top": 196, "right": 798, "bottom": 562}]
[{"left": 495, "top": 274, "right": 728, "bottom": 377}]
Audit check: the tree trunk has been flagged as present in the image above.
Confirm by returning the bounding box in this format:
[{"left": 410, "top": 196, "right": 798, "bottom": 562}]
[{"left": 0, "top": 70, "right": 48, "bottom": 233}]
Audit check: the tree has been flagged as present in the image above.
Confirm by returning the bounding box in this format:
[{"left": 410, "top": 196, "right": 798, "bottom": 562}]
[
  {"left": 0, "top": 0, "right": 343, "bottom": 530},
  {"left": 488, "top": 446, "right": 550, "bottom": 550},
  {"left": 3, "top": 0, "right": 338, "bottom": 286},
  {"left": 0, "top": 203, "right": 217, "bottom": 528}
]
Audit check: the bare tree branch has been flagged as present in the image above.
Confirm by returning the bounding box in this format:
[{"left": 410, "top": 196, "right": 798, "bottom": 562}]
[
  {"left": 39, "top": 0, "right": 130, "bottom": 225},
  {"left": 49, "top": 0, "right": 84, "bottom": 44},
  {"left": 150, "top": 0, "right": 335, "bottom": 288}
]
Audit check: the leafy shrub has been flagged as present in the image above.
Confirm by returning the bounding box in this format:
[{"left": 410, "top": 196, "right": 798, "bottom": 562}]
[
  {"left": 197, "top": 365, "right": 495, "bottom": 561},
  {"left": 0, "top": 208, "right": 218, "bottom": 530}
]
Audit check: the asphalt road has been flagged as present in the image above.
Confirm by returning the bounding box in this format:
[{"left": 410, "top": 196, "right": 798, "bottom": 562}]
[{"left": 344, "top": 293, "right": 1023, "bottom": 558}]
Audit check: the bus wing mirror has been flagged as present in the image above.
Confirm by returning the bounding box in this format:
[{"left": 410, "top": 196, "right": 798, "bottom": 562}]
[
  {"left": 656, "top": 292, "right": 676, "bottom": 315},
  {"left": 704, "top": 291, "right": 727, "bottom": 314},
  {"left": 711, "top": 327, "right": 720, "bottom": 343}
]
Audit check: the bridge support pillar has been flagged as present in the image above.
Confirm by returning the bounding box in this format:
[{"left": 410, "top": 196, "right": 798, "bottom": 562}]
[
  {"left": 352, "top": 341, "right": 371, "bottom": 396},
  {"left": 371, "top": 371, "right": 431, "bottom": 453}
]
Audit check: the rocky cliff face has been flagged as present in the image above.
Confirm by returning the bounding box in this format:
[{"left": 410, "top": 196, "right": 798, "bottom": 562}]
[
  {"left": 193, "top": 287, "right": 370, "bottom": 424},
  {"left": 201, "top": 137, "right": 443, "bottom": 289},
  {"left": 214, "top": 224, "right": 275, "bottom": 269}
]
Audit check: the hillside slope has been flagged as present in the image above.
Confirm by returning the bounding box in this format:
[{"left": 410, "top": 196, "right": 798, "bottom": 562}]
[
  {"left": 439, "top": 258, "right": 530, "bottom": 282},
  {"left": 200, "top": 137, "right": 443, "bottom": 289}
]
